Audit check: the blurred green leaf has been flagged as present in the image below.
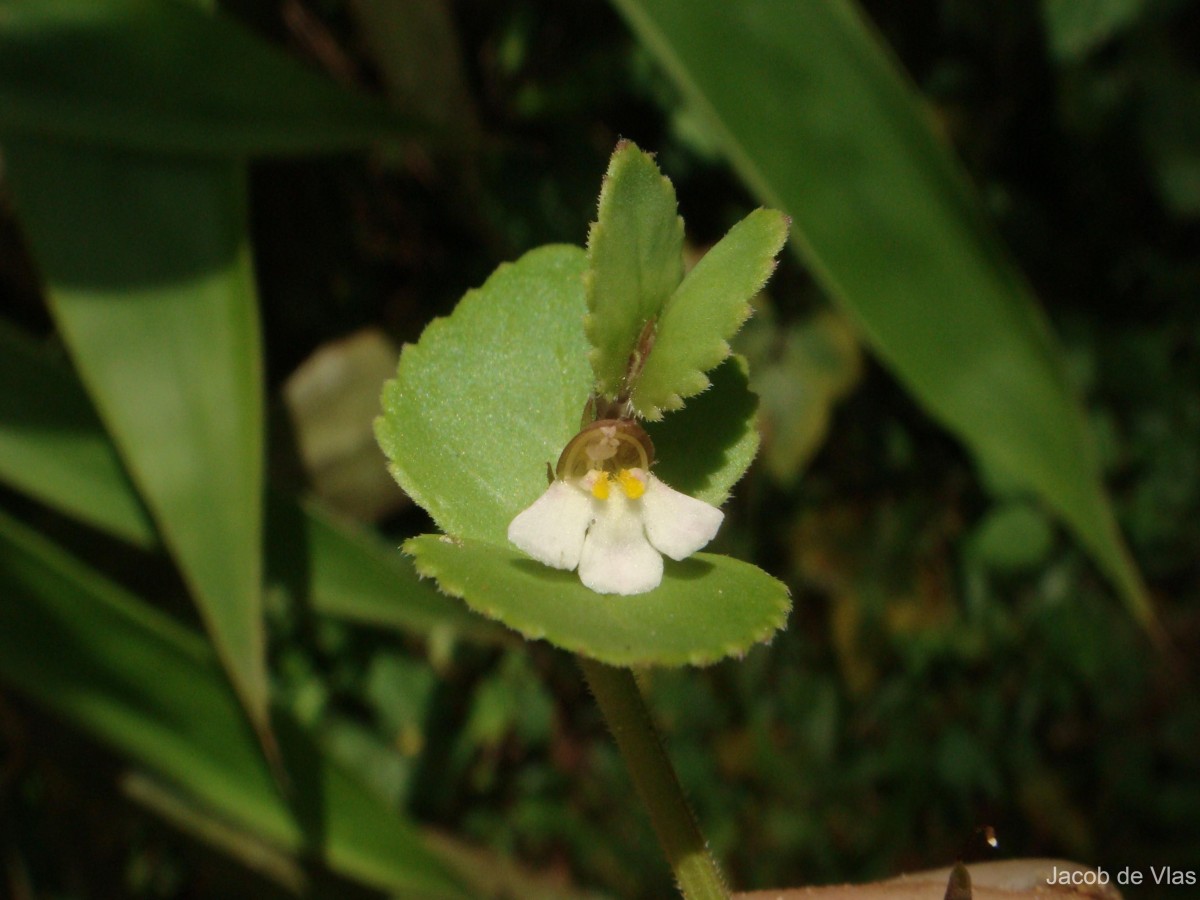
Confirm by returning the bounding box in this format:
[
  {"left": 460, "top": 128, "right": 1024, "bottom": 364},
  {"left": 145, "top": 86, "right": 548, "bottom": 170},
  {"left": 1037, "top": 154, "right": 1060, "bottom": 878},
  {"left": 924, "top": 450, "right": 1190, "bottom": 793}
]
[
  {"left": 120, "top": 773, "right": 308, "bottom": 894},
  {"left": 126, "top": 770, "right": 606, "bottom": 900},
  {"left": 612, "top": 0, "right": 1155, "bottom": 629},
  {"left": 350, "top": 0, "right": 479, "bottom": 141},
  {"left": 364, "top": 652, "right": 440, "bottom": 747},
  {"left": 406, "top": 535, "right": 790, "bottom": 667},
  {"left": 741, "top": 310, "right": 863, "bottom": 485},
  {"left": 969, "top": 502, "right": 1056, "bottom": 574},
  {"left": 632, "top": 208, "right": 788, "bottom": 419},
  {"left": 586, "top": 140, "right": 685, "bottom": 399},
  {"left": 272, "top": 495, "right": 507, "bottom": 645},
  {"left": 0, "top": 0, "right": 418, "bottom": 156},
  {"left": 1139, "top": 66, "right": 1200, "bottom": 217},
  {"left": 0, "top": 321, "right": 155, "bottom": 546},
  {"left": 1040, "top": 0, "right": 1146, "bottom": 61},
  {"left": 318, "top": 715, "right": 415, "bottom": 811},
  {"left": 0, "top": 510, "right": 471, "bottom": 899},
  {"left": 4, "top": 142, "right": 269, "bottom": 732},
  {"left": 0, "top": 319, "right": 504, "bottom": 645},
  {"left": 463, "top": 652, "right": 554, "bottom": 748}
]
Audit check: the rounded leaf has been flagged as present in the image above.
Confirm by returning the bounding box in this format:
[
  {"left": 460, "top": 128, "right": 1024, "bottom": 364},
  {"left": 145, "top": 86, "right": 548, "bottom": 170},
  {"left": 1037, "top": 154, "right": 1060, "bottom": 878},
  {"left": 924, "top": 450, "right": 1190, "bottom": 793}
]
[{"left": 407, "top": 536, "right": 791, "bottom": 667}]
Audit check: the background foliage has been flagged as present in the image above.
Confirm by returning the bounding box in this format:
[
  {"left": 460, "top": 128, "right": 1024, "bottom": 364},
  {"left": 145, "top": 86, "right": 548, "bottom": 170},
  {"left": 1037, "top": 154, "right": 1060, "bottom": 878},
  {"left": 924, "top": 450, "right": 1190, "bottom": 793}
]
[{"left": 1, "top": 1, "right": 1198, "bottom": 898}]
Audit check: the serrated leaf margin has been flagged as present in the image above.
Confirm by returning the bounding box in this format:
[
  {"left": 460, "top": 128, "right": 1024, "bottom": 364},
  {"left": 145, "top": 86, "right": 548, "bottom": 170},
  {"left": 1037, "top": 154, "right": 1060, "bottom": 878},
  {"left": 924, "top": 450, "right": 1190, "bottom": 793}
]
[
  {"left": 585, "top": 140, "right": 686, "bottom": 399},
  {"left": 406, "top": 535, "right": 791, "bottom": 668},
  {"left": 632, "top": 208, "right": 789, "bottom": 419}
]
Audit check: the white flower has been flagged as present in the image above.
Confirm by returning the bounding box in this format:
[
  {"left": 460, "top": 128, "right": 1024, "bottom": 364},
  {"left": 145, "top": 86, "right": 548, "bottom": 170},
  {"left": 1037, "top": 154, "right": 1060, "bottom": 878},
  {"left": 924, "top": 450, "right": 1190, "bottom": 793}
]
[{"left": 507, "top": 462, "right": 724, "bottom": 596}]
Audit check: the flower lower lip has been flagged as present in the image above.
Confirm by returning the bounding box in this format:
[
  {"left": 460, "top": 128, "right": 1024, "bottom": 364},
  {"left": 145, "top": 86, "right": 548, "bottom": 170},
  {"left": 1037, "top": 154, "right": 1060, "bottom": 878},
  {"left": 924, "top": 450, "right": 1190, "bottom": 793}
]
[{"left": 508, "top": 471, "right": 723, "bottom": 596}]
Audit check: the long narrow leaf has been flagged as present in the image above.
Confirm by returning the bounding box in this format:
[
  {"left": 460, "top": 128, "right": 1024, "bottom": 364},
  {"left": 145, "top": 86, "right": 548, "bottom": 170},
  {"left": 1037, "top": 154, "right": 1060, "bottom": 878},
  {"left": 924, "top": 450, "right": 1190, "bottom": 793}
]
[
  {"left": 267, "top": 494, "right": 509, "bottom": 645},
  {"left": 3, "top": 141, "right": 271, "bottom": 735},
  {"left": 0, "top": 0, "right": 419, "bottom": 156},
  {"left": 0, "top": 510, "right": 471, "bottom": 899},
  {"left": 0, "top": 321, "right": 155, "bottom": 546},
  {"left": 611, "top": 0, "right": 1154, "bottom": 628},
  {"left": 0, "top": 319, "right": 501, "bottom": 644}
]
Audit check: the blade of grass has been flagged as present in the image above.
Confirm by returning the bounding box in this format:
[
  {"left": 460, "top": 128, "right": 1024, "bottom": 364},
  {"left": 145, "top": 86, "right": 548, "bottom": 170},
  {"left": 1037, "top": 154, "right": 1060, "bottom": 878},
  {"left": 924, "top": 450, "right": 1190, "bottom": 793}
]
[
  {"left": 610, "top": 0, "right": 1155, "bottom": 630},
  {"left": 0, "top": 509, "right": 472, "bottom": 899},
  {"left": 267, "top": 494, "right": 509, "bottom": 646},
  {"left": 0, "top": 320, "right": 156, "bottom": 546},
  {"left": 0, "top": 0, "right": 421, "bottom": 156},
  {"left": 3, "top": 141, "right": 271, "bottom": 736},
  {"left": 0, "top": 318, "right": 503, "bottom": 646},
  {"left": 125, "top": 772, "right": 603, "bottom": 900}
]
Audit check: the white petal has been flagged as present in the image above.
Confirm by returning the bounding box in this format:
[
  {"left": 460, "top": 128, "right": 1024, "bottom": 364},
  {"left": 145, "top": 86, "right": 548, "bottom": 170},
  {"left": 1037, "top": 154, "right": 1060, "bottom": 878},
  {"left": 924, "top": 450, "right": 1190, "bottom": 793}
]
[
  {"left": 579, "top": 492, "right": 663, "bottom": 595},
  {"left": 641, "top": 476, "right": 724, "bottom": 561},
  {"left": 507, "top": 480, "right": 593, "bottom": 570}
]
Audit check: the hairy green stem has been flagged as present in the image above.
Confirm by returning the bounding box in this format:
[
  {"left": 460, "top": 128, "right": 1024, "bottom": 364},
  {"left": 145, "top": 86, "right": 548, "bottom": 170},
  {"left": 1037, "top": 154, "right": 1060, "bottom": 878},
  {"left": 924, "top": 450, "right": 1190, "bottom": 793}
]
[{"left": 578, "top": 657, "right": 729, "bottom": 900}]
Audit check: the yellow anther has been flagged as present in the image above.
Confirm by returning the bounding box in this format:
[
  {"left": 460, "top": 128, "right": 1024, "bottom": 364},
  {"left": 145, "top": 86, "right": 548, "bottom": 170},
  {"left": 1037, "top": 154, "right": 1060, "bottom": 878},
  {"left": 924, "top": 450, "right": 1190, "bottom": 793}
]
[
  {"left": 618, "top": 469, "right": 646, "bottom": 499},
  {"left": 590, "top": 472, "right": 611, "bottom": 500}
]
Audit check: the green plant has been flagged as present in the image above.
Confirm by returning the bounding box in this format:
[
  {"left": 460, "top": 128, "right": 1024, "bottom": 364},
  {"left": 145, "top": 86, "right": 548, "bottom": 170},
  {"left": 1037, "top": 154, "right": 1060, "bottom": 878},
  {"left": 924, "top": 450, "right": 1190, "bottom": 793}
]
[
  {"left": 375, "top": 140, "right": 789, "bottom": 896},
  {"left": 1, "top": 1, "right": 1191, "bottom": 898}
]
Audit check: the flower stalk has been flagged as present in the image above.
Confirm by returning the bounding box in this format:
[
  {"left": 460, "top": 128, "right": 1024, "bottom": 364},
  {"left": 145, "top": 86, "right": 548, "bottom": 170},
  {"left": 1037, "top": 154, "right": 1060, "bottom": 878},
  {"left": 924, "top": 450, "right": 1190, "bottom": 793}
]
[{"left": 579, "top": 656, "right": 730, "bottom": 900}]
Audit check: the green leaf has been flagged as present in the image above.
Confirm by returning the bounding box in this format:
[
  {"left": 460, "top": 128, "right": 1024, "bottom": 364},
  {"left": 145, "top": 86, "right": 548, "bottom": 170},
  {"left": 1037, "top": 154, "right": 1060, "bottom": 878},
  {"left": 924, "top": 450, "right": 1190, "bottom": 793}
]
[
  {"left": 740, "top": 310, "right": 863, "bottom": 485},
  {"left": 645, "top": 354, "right": 759, "bottom": 506},
  {"left": 611, "top": 0, "right": 1155, "bottom": 630},
  {"left": 0, "top": 511, "right": 471, "bottom": 899},
  {"left": 269, "top": 495, "right": 509, "bottom": 646},
  {"left": 376, "top": 245, "right": 760, "bottom": 542},
  {"left": 631, "top": 208, "right": 788, "bottom": 419},
  {"left": 1040, "top": 0, "right": 1145, "bottom": 62},
  {"left": 377, "top": 245, "right": 592, "bottom": 545},
  {"left": 0, "top": 318, "right": 504, "bottom": 646},
  {"left": 0, "top": 321, "right": 155, "bottom": 546},
  {"left": 585, "top": 140, "right": 685, "bottom": 398},
  {"left": 0, "top": 0, "right": 418, "bottom": 156},
  {"left": 968, "top": 502, "right": 1056, "bottom": 574},
  {"left": 3, "top": 140, "right": 270, "bottom": 734},
  {"left": 1139, "top": 65, "right": 1200, "bottom": 218},
  {"left": 406, "top": 536, "right": 790, "bottom": 667},
  {"left": 351, "top": 0, "right": 480, "bottom": 141}
]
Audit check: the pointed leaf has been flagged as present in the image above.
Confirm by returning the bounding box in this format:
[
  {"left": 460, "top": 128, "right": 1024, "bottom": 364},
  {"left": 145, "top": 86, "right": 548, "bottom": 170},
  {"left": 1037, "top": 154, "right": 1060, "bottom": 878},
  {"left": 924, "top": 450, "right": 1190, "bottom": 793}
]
[
  {"left": 268, "top": 495, "right": 509, "bottom": 646},
  {"left": 586, "top": 140, "right": 685, "bottom": 397},
  {"left": 406, "top": 536, "right": 790, "bottom": 667},
  {"left": 0, "top": 319, "right": 503, "bottom": 645},
  {"left": 0, "top": 321, "right": 155, "bottom": 546},
  {"left": 611, "top": 0, "right": 1155, "bottom": 629},
  {"left": 0, "top": 0, "right": 419, "bottom": 156},
  {"left": 631, "top": 208, "right": 788, "bottom": 419},
  {"left": 0, "top": 511, "right": 471, "bottom": 899},
  {"left": 3, "top": 140, "right": 270, "bottom": 733}
]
